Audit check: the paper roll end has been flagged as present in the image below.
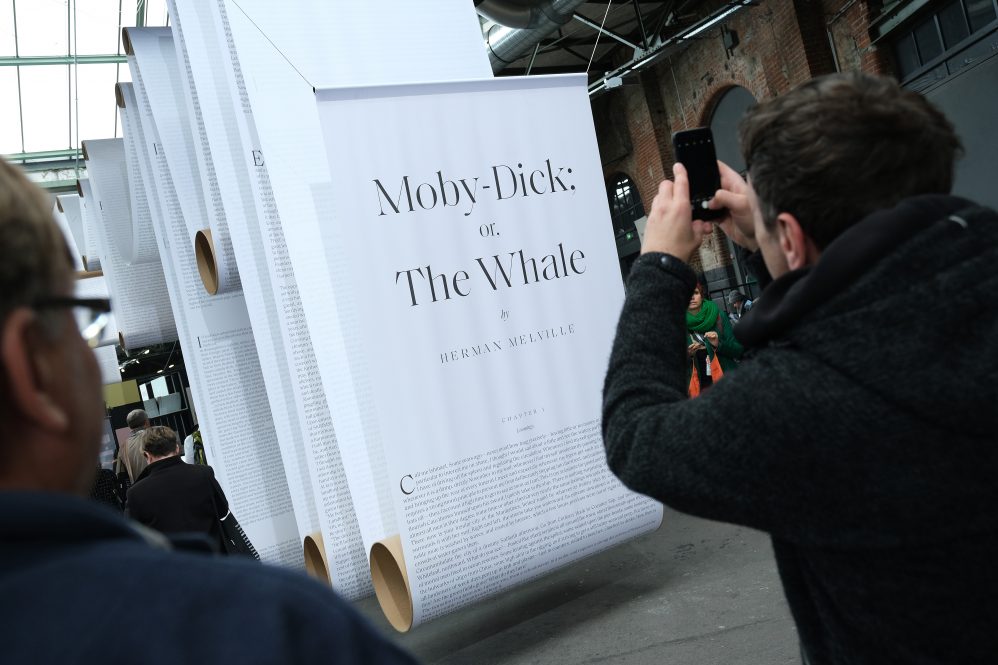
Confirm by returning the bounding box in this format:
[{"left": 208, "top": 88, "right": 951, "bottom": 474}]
[
  {"left": 370, "top": 535, "right": 413, "bottom": 633},
  {"left": 76, "top": 180, "right": 84, "bottom": 197},
  {"left": 81, "top": 142, "right": 90, "bottom": 161},
  {"left": 194, "top": 229, "right": 219, "bottom": 295},
  {"left": 118, "top": 331, "right": 126, "bottom": 349},
  {"left": 115, "top": 83, "right": 126, "bottom": 109},
  {"left": 56, "top": 198, "right": 65, "bottom": 212},
  {"left": 303, "top": 533, "right": 331, "bottom": 586},
  {"left": 122, "top": 28, "right": 134, "bottom": 56}
]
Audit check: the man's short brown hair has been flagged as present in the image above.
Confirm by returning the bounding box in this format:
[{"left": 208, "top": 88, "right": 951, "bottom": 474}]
[
  {"left": 740, "top": 72, "right": 963, "bottom": 250},
  {"left": 141, "top": 426, "right": 180, "bottom": 458}
]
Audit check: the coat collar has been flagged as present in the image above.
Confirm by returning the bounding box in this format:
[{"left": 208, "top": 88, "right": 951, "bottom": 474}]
[
  {"left": 735, "top": 195, "right": 977, "bottom": 348},
  {"left": 135, "top": 454, "right": 185, "bottom": 483}
]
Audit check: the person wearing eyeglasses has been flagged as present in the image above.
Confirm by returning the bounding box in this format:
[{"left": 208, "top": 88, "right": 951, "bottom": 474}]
[{"left": 0, "top": 158, "right": 418, "bottom": 664}]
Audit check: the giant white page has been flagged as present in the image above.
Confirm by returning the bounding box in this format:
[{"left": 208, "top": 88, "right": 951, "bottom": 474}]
[{"left": 310, "top": 75, "right": 663, "bottom": 629}]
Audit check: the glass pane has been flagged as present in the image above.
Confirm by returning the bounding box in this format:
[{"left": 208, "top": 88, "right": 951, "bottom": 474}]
[
  {"left": 966, "top": 0, "right": 997, "bottom": 31},
  {"left": 19, "top": 64, "right": 70, "bottom": 152},
  {"left": 0, "top": 2, "right": 16, "bottom": 56},
  {"left": 914, "top": 17, "right": 944, "bottom": 63},
  {"left": 143, "top": 0, "right": 171, "bottom": 26},
  {"left": 0, "top": 67, "right": 22, "bottom": 154},
  {"left": 15, "top": 0, "right": 69, "bottom": 56},
  {"left": 73, "top": 0, "right": 121, "bottom": 55},
  {"left": 939, "top": 1, "right": 970, "bottom": 47},
  {"left": 70, "top": 63, "right": 118, "bottom": 147},
  {"left": 894, "top": 33, "right": 921, "bottom": 78}
]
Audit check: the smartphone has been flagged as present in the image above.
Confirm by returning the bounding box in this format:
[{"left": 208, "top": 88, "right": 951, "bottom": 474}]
[{"left": 672, "top": 127, "right": 726, "bottom": 221}]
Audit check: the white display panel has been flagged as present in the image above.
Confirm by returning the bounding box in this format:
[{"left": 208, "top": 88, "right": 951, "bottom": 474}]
[
  {"left": 218, "top": 0, "right": 492, "bottom": 559},
  {"left": 308, "top": 76, "right": 663, "bottom": 628}
]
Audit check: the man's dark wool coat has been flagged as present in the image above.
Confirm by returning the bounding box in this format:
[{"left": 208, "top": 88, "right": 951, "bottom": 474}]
[{"left": 603, "top": 195, "right": 998, "bottom": 664}]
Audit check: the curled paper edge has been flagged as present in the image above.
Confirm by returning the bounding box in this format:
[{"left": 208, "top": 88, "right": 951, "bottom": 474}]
[
  {"left": 370, "top": 534, "right": 413, "bottom": 633},
  {"left": 303, "top": 532, "right": 331, "bottom": 586}
]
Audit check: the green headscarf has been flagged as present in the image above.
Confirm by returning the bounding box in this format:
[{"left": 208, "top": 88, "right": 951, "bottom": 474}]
[{"left": 686, "top": 298, "right": 719, "bottom": 333}]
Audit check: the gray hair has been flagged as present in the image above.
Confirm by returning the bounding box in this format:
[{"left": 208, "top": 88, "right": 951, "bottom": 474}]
[{"left": 126, "top": 409, "right": 149, "bottom": 430}]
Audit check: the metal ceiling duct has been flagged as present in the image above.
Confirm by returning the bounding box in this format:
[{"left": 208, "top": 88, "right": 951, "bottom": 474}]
[{"left": 478, "top": 0, "right": 590, "bottom": 72}]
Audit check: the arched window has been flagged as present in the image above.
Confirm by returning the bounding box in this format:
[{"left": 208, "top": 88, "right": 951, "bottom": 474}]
[
  {"left": 607, "top": 173, "right": 644, "bottom": 234},
  {"left": 709, "top": 86, "right": 757, "bottom": 173}
]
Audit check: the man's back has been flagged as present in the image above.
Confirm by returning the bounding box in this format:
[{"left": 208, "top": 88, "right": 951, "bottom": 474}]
[
  {"left": 0, "top": 492, "right": 415, "bottom": 664},
  {"left": 759, "top": 196, "right": 998, "bottom": 662},
  {"left": 127, "top": 456, "right": 220, "bottom": 539}
]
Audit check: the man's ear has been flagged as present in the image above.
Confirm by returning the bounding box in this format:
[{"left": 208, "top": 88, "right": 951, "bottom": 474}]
[
  {"left": 1, "top": 308, "right": 70, "bottom": 432},
  {"left": 775, "top": 213, "right": 820, "bottom": 270}
]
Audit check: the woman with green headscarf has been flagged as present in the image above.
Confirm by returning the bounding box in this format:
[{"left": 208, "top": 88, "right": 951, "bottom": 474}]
[{"left": 686, "top": 282, "right": 743, "bottom": 394}]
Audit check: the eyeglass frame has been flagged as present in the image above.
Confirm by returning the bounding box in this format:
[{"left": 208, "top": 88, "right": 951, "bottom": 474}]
[{"left": 31, "top": 297, "right": 113, "bottom": 347}]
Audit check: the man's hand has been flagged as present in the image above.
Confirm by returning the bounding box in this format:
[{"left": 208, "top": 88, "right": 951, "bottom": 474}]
[
  {"left": 708, "top": 161, "right": 758, "bottom": 252},
  {"left": 640, "top": 163, "right": 712, "bottom": 263}
]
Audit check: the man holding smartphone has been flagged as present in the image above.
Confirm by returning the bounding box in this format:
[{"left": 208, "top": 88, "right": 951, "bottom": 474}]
[{"left": 602, "top": 71, "right": 997, "bottom": 664}]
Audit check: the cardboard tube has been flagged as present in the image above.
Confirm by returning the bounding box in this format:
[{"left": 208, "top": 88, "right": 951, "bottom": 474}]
[
  {"left": 121, "top": 27, "right": 134, "bottom": 56},
  {"left": 76, "top": 269, "right": 104, "bottom": 279},
  {"left": 194, "top": 229, "right": 219, "bottom": 295},
  {"left": 76, "top": 180, "right": 84, "bottom": 197},
  {"left": 370, "top": 534, "right": 413, "bottom": 632},
  {"left": 81, "top": 141, "right": 90, "bottom": 162},
  {"left": 115, "top": 83, "right": 126, "bottom": 109},
  {"left": 303, "top": 532, "right": 331, "bottom": 586},
  {"left": 118, "top": 331, "right": 126, "bottom": 349}
]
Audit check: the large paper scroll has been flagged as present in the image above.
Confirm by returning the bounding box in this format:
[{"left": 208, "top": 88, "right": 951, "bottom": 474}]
[
  {"left": 123, "top": 30, "right": 301, "bottom": 567},
  {"left": 76, "top": 180, "right": 102, "bottom": 272},
  {"left": 179, "top": 0, "right": 492, "bottom": 597},
  {"left": 55, "top": 195, "right": 86, "bottom": 264},
  {"left": 118, "top": 26, "right": 238, "bottom": 296},
  {"left": 162, "top": 0, "right": 368, "bottom": 594},
  {"left": 81, "top": 139, "right": 177, "bottom": 350},
  {"left": 159, "top": 16, "right": 242, "bottom": 297},
  {"left": 105, "top": 84, "right": 160, "bottom": 266},
  {"left": 306, "top": 76, "right": 663, "bottom": 630}
]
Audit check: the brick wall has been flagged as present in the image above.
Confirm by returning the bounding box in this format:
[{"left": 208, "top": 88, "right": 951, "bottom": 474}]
[{"left": 591, "top": 0, "right": 894, "bottom": 279}]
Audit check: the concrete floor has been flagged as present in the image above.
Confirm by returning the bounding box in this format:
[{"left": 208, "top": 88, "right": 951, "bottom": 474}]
[{"left": 356, "top": 506, "right": 801, "bottom": 664}]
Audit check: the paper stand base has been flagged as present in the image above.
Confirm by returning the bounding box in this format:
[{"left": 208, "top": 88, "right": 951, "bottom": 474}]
[{"left": 371, "top": 534, "right": 413, "bottom": 632}]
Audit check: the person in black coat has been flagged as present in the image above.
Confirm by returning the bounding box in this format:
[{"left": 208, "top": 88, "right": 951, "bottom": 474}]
[
  {"left": 603, "top": 72, "right": 998, "bottom": 664},
  {"left": 126, "top": 425, "right": 226, "bottom": 550}
]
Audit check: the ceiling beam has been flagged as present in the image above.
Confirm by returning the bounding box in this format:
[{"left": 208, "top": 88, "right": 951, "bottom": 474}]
[{"left": 572, "top": 13, "right": 641, "bottom": 50}]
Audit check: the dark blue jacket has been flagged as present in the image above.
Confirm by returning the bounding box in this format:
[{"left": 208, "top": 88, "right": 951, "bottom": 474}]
[{"left": 0, "top": 491, "right": 418, "bottom": 664}]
